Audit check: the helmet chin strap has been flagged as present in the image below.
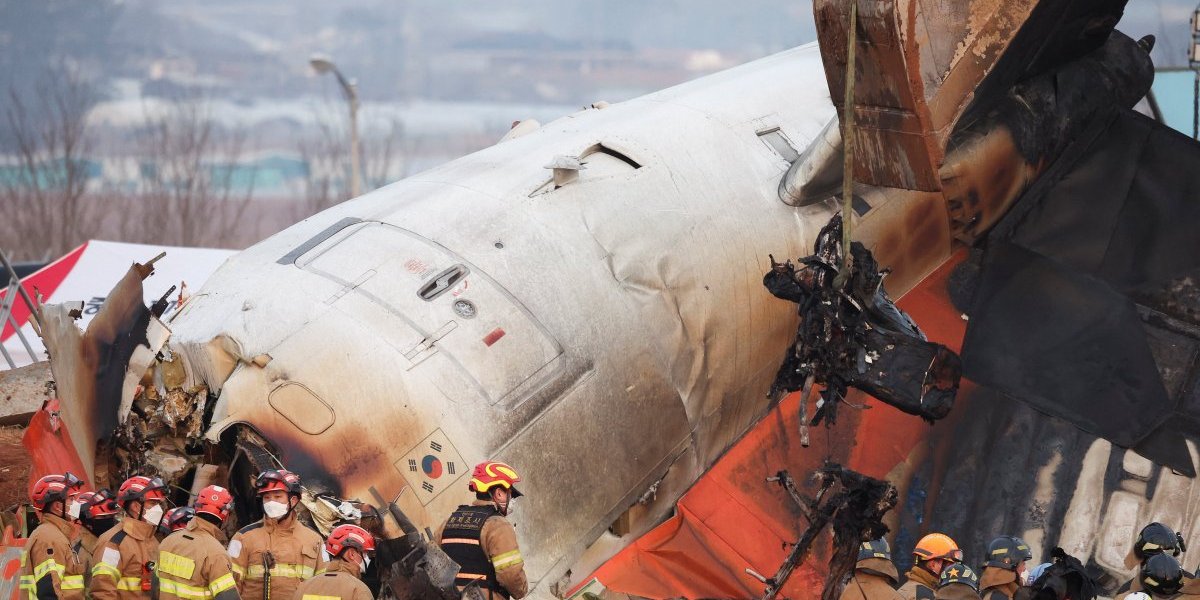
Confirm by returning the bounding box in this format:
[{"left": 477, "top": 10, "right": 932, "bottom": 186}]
[{"left": 489, "top": 489, "right": 509, "bottom": 516}]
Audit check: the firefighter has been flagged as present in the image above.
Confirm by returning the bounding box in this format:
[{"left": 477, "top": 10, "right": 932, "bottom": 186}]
[
  {"left": 1122, "top": 523, "right": 1185, "bottom": 594},
  {"left": 979, "top": 536, "right": 1032, "bottom": 600},
  {"left": 19, "top": 472, "right": 87, "bottom": 600},
  {"left": 936, "top": 563, "right": 982, "bottom": 600},
  {"left": 228, "top": 469, "right": 323, "bottom": 600},
  {"left": 838, "top": 538, "right": 903, "bottom": 600},
  {"left": 435, "top": 461, "right": 528, "bottom": 599},
  {"left": 291, "top": 525, "right": 374, "bottom": 600},
  {"left": 156, "top": 485, "right": 240, "bottom": 600},
  {"left": 90, "top": 476, "right": 168, "bottom": 600},
  {"left": 76, "top": 490, "right": 121, "bottom": 589},
  {"left": 898, "top": 534, "right": 963, "bottom": 600},
  {"left": 160, "top": 508, "right": 196, "bottom": 536},
  {"left": 1135, "top": 554, "right": 1188, "bottom": 600}
]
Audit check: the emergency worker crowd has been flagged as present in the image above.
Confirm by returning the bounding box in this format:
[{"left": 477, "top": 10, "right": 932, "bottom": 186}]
[
  {"left": 18, "top": 461, "right": 529, "bottom": 600},
  {"left": 843, "top": 527, "right": 1199, "bottom": 600}
]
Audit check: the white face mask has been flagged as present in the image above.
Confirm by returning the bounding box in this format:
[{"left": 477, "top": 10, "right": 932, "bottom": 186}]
[
  {"left": 142, "top": 503, "right": 165, "bottom": 526},
  {"left": 263, "top": 500, "right": 289, "bottom": 520},
  {"left": 361, "top": 555, "right": 371, "bottom": 574},
  {"left": 67, "top": 501, "right": 82, "bottom": 520}
]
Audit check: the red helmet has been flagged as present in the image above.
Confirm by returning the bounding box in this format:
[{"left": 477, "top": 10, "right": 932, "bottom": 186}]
[
  {"left": 117, "top": 476, "right": 167, "bottom": 507},
  {"left": 78, "top": 489, "right": 120, "bottom": 520},
  {"left": 254, "top": 469, "right": 302, "bottom": 496},
  {"left": 325, "top": 524, "right": 375, "bottom": 558},
  {"left": 30, "top": 472, "right": 85, "bottom": 510},
  {"left": 468, "top": 461, "right": 523, "bottom": 497},
  {"left": 162, "top": 507, "right": 195, "bottom": 533},
  {"left": 194, "top": 485, "right": 234, "bottom": 521}
]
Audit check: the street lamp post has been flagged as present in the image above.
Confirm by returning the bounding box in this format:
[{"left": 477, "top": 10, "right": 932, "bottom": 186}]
[{"left": 310, "top": 53, "right": 362, "bottom": 197}]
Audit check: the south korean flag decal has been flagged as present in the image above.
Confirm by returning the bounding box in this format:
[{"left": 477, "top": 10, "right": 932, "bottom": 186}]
[{"left": 395, "top": 429, "right": 466, "bottom": 505}]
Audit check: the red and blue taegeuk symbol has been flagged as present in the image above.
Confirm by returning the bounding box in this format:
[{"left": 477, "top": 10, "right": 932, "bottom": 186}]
[{"left": 421, "top": 455, "right": 443, "bottom": 479}]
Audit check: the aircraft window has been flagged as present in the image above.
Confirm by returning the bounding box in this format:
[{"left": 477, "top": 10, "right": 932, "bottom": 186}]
[{"left": 757, "top": 127, "right": 800, "bottom": 162}]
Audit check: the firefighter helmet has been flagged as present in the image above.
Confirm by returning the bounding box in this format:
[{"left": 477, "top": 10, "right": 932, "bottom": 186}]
[
  {"left": 468, "top": 461, "right": 523, "bottom": 497},
  {"left": 254, "top": 469, "right": 302, "bottom": 496},
  {"left": 986, "top": 536, "right": 1033, "bottom": 570},
  {"left": 194, "top": 485, "right": 234, "bottom": 521},
  {"left": 858, "top": 538, "right": 893, "bottom": 562},
  {"left": 117, "top": 475, "right": 167, "bottom": 506},
  {"left": 914, "top": 533, "right": 963, "bottom": 561},
  {"left": 1140, "top": 554, "right": 1184, "bottom": 597},
  {"left": 326, "top": 524, "right": 376, "bottom": 558},
  {"left": 30, "top": 472, "right": 84, "bottom": 510},
  {"left": 939, "top": 562, "right": 980, "bottom": 591},
  {"left": 79, "top": 489, "right": 120, "bottom": 519},
  {"left": 163, "top": 507, "right": 195, "bottom": 533},
  {"left": 1135, "top": 523, "right": 1183, "bottom": 561}
]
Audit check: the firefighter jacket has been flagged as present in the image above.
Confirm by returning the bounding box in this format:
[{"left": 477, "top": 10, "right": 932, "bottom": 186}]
[
  {"left": 19, "top": 513, "right": 85, "bottom": 600},
  {"left": 290, "top": 559, "right": 371, "bottom": 600},
  {"left": 979, "top": 567, "right": 1019, "bottom": 600},
  {"left": 228, "top": 512, "right": 323, "bottom": 600},
  {"left": 898, "top": 567, "right": 941, "bottom": 600},
  {"left": 839, "top": 561, "right": 904, "bottom": 600},
  {"left": 75, "top": 530, "right": 99, "bottom": 591},
  {"left": 90, "top": 518, "right": 159, "bottom": 600},
  {"left": 156, "top": 518, "right": 240, "bottom": 600},
  {"left": 435, "top": 501, "right": 528, "bottom": 599}
]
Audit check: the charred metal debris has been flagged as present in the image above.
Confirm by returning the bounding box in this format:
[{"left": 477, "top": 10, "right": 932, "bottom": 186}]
[
  {"left": 764, "top": 214, "right": 961, "bottom": 439},
  {"left": 748, "top": 463, "right": 897, "bottom": 600}
]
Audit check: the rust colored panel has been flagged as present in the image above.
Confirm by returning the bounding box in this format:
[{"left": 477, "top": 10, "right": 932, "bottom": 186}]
[{"left": 813, "top": 0, "right": 1038, "bottom": 192}]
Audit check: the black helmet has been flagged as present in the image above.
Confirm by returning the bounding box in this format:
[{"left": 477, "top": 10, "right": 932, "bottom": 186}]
[
  {"left": 986, "top": 536, "right": 1033, "bottom": 570},
  {"left": 858, "top": 538, "right": 892, "bottom": 562},
  {"left": 1135, "top": 523, "right": 1184, "bottom": 561},
  {"left": 1140, "top": 554, "right": 1184, "bottom": 597},
  {"left": 939, "top": 562, "right": 980, "bottom": 591}
]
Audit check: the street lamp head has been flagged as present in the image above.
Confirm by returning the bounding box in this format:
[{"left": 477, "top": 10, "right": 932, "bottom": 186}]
[{"left": 309, "top": 53, "right": 336, "bottom": 74}]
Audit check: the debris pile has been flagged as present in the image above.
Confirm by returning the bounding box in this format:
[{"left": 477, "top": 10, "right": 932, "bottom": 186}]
[{"left": 764, "top": 214, "right": 961, "bottom": 438}]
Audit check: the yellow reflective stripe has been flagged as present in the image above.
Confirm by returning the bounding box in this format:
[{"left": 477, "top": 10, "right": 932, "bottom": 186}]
[
  {"left": 491, "top": 549, "right": 523, "bottom": 570},
  {"left": 33, "top": 558, "right": 65, "bottom": 580},
  {"left": 244, "top": 564, "right": 315, "bottom": 579},
  {"left": 61, "top": 575, "right": 85, "bottom": 591},
  {"left": 115, "top": 577, "right": 144, "bottom": 591},
  {"left": 457, "top": 573, "right": 487, "bottom": 581},
  {"left": 208, "top": 573, "right": 236, "bottom": 596},
  {"left": 91, "top": 563, "right": 121, "bottom": 579},
  {"left": 158, "top": 578, "right": 213, "bottom": 600},
  {"left": 442, "top": 538, "right": 480, "bottom": 546},
  {"left": 302, "top": 595, "right": 342, "bottom": 600},
  {"left": 159, "top": 552, "right": 197, "bottom": 580},
  {"left": 230, "top": 563, "right": 245, "bottom": 577}
]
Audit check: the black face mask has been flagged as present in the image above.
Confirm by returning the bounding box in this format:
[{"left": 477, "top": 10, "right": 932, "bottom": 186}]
[{"left": 83, "top": 517, "right": 118, "bottom": 537}]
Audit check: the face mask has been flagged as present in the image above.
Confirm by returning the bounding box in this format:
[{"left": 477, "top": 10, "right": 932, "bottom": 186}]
[
  {"left": 1020, "top": 570, "right": 1030, "bottom": 586},
  {"left": 142, "top": 503, "right": 165, "bottom": 526},
  {"left": 361, "top": 555, "right": 371, "bottom": 574},
  {"left": 67, "top": 501, "right": 82, "bottom": 520},
  {"left": 263, "top": 500, "right": 289, "bottom": 520}
]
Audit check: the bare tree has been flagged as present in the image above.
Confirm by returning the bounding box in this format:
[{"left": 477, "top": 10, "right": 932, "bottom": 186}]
[
  {"left": 0, "top": 69, "right": 100, "bottom": 260},
  {"left": 295, "top": 106, "right": 404, "bottom": 219},
  {"left": 120, "top": 97, "right": 256, "bottom": 247}
]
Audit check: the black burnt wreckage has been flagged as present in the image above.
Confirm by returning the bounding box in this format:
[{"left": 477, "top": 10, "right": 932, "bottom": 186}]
[{"left": 764, "top": 214, "right": 962, "bottom": 441}]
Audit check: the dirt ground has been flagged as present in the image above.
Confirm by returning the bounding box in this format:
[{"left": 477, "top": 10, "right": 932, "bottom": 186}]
[{"left": 0, "top": 427, "right": 29, "bottom": 510}]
